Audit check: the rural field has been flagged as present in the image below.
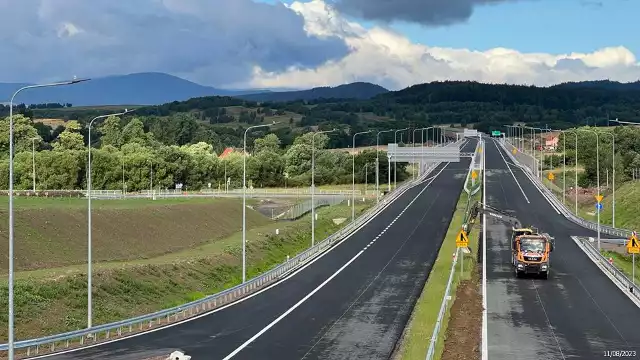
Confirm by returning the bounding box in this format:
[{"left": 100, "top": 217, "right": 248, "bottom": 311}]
[{"left": 0, "top": 195, "right": 373, "bottom": 341}]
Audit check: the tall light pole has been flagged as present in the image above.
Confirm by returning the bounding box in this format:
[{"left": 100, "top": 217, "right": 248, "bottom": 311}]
[
  {"left": 376, "top": 129, "right": 394, "bottom": 203},
  {"left": 561, "top": 130, "right": 578, "bottom": 210},
  {"left": 31, "top": 137, "right": 39, "bottom": 192},
  {"left": 87, "top": 109, "right": 134, "bottom": 329},
  {"left": 600, "top": 131, "right": 616, "bottom": 227},
  {"left": 423, "top": 127, "right": 435, "bottom": 174},
  {"left": 243, "top": 122, "right": 277, "bottom": 283},
  {"left": 352, "top": 130, "right": 373, "bottom": 222},
  {"left": 394, "top": 128, "right": 409, "bottom": 191},
  {"left": 312, "top": 128, "right": 337, "bottom": 247},
  {"left": 412, "top": 127, "right": 429, "bottom": 178},
  {"left": 7, "top": 77, "right": 89, "bottom": 360},
  {"left": 578, "top": 128, "right": 600, "bottom": 249}
]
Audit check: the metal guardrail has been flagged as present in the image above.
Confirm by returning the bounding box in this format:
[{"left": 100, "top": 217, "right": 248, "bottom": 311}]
[
  {"left": 426, "top": 169, "right": 481, "bottom": 359},
  {"left": 0, "top": 139, "right": 465, "bottom": 358},
  {"left": 500, "top": 140, "right": 633, "bottom": 238},
  {"left": 572, "top": 236, "right": 640, "bottom": 301},
  {"left": 276, "top": 196, "right": 346, "bottom": 220},
  {"left": 426, "top": 246, "right": 461, "bottom": 360}
]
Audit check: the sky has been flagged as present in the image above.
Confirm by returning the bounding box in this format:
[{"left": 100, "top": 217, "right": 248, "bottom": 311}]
[{"left": 1, "top": 0, "right": 639, "bottom": 90}]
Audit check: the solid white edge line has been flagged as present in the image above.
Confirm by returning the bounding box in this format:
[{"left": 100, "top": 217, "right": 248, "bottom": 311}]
[
  {"left": 492, "top": 138, "right": 530, "bottom": 204},
  {"left": 571, "top": 236, "right": 640, "bottom": 309},
  {"left": 28, "top": 162, "right": 449, "bottom": 360},
  {"left": 500, "top": 140, "right": 561, "bottom": 215},
  {"left": 221, "top": 162, "right": 451, "bottom": 359},
  {"left": 501, "top": 140, "right": 640, "bottom": 311},
  {"left": 481, "top": 138, "right": 488, "bottom": 360}
]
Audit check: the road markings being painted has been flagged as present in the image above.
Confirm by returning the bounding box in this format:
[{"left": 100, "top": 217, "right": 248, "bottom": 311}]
[
  {"left": 492, "top": 139, "right": 530, "bottom": 204},
  {"left": 221, "top": 163, "right": 451, "bottom": 360}
]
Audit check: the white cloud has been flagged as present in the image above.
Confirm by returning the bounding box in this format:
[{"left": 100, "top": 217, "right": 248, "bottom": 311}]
[{"left": 248, "top": 0, "right": 640, "bottom": 90}]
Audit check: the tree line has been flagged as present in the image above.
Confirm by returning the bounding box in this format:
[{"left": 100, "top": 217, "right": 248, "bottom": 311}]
[
  {"left": 0, "top": 115, "right": 410, "bottom": 191},
  {"left": 551, "top": 125, "right": 640, "bottom": 188}
]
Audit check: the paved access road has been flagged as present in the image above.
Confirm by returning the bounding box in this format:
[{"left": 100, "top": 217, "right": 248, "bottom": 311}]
[
  {"left": 484, "top": 137, "right": 640, "bottom": 359},
  {"left": 41, "top": 140, "right": 476, "bottom": 360}
]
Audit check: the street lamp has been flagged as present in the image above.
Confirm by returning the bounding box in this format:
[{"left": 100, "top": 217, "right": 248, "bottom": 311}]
[
  {"left": 376, "top": 129, "right": 394, "bottom": 203},
  {"left": 412, "top": 127, "right": 429, "bottom": 179},
  {"left": 561, "top": 129, "right": 578, "bottom": 212},
  {"left": 578, "top": 128, "right": 600, "bottom": 249},
  {"left": 30, "top": 137, "right": 39, "bottom": 192},
  {"left": 600, "top": 131, "right": 616, "bottom": 227},
  {"left": 312, "top": 128, "right": 337, "bottom": 247},
  {"left": 243, "top": 122, "right": 278, "bottom": 283},
  {"left": 394, "top": 128, "right": 409, "bottom": 191},
  {"left": 7, "top": 77, "right": 89, "bottom": 360},
  {"left": 389, "top": 128, "right": 409, "bottom": 191},
  {"left": 87, "top": 108, "right": 134, "bottom": 329},
  {"left": 352, "top": 130, "right": 373, "bottom": 222}
]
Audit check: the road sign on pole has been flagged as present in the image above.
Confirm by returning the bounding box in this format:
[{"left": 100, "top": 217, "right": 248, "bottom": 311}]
[
  {"left": 627, "top": 232, "right": 640, "bottom": 254},
  {"left": 456, "top": 229, "right": 469, "bottom": 248},
  {"left": 595, "top": 194, "right": 603, "bottom": 203},
  {"left": 547, "top": 172, "right": 555, "bottom": 181},
  {"left": 595, "top": 203, "right": 603, "bottom": 211},
  {"left": 512, "top": 148, "right": 517, "bottom": 155}
]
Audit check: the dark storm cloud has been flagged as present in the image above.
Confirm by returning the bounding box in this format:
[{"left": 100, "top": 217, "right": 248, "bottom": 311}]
[
  {"left": 330, "top": 0, "right": 524, "bottom": 26},
  {"left": 0, "top": 0, "right": 349, "bottom": 86}
]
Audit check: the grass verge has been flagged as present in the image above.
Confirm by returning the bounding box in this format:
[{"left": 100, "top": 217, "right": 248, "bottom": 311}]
[
  {"left": 601, "top": 250, "right": 640, "bottom": 284},
  {"left": 0, "top": 200, "right": 373, "bottom": 342},
  {"left": 0, "top": 197, "right": 270, "bottom": 272},
  {"left": 396, "top": 182, "right": 482, "bottom": 359}
]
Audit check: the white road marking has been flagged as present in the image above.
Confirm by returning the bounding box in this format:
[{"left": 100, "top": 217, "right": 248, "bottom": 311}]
[
  {"left": 493, "top": 139, "right": 530, "bottom": 203},
  {"left": 221, "top": 163, "right": 451, "bottom": 359},
  {"left": 28, "top": 164, "right": 450, "bottom": 360}
]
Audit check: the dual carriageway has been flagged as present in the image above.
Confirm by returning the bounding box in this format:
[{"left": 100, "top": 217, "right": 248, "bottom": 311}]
[{"left": 14, "top": 137, "right": 640, "bottom": 359}]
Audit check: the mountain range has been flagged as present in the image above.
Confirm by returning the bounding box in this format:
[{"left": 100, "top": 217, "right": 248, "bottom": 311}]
[
  {"left": 0, "top": 72, "right": 388, "bottom": 106},
  {"left": 1, "top": 72, "right": 638, "bottom": 107}
]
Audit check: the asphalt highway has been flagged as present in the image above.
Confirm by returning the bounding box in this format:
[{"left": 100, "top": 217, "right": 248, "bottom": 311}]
[
  {"left": 41, "top": 140, "right": 476, "bottom": 360},
  {"left": 484, "top": 138, "right": 640, "bottom": 359}
]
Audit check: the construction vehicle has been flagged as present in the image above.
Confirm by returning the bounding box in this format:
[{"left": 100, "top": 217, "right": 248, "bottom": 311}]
[{"left": 469, "top": 202, "right": 555, "bottom": 279}]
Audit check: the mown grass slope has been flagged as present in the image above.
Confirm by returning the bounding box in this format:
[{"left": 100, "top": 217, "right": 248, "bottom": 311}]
[{"left": 0, "top": 197, "right": 270, "bottom": 272}]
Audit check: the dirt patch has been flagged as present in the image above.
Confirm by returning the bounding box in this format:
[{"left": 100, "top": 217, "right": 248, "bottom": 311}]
[
  {"left": 440, "top": 266, "right": 482, "bottom": 360},
  {"left": 254, "top": 198, "right": 295, "bottom": 218}
]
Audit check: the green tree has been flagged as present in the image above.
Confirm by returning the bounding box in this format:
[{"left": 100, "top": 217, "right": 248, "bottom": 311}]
[
  {"left": 253, "top": 134, "right": 281, "bottom": 154},
  {"left": 0, "top": 114, "right": 41, "bottom": 156},
  {"left": 99, "top": 115, "right": 122, "bottom": 147},
  {"left": 53, "top": 121, "right": 84, "bottom": 151}
]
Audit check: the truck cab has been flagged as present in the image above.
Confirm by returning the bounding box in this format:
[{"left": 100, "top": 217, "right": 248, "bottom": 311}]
[{"left": 511, "top": 231, "right": 554, "bottom": 279}]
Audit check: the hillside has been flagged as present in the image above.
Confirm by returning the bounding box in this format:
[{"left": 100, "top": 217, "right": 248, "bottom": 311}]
[
  {"left": 0, "top": 72, "right": 267, "bottom": 106},
  {"left": 235, "top": 82, "right": 389, "bottom": 102},
  {"left": 553, "top": 80, "right": 640, "bottom": 91}
]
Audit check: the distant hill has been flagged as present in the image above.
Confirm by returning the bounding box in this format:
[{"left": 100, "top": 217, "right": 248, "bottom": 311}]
[
  {"left": 0, "top": 72, "right": 268, "bottom": 106},
  {"left": 552, "top": 80, "right": 640, "bottom": 91},
  {"left": 236, "top": 82, "right": 389, "bottom": 102}
]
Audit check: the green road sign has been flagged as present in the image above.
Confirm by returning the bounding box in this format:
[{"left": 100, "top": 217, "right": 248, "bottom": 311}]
[{"left": 491, "top": 130, "right": 501, "bottom": 136}]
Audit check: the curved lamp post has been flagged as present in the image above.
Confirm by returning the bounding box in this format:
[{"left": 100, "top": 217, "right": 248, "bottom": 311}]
[
  {"left": 352, "top": 130, "right": 373, "bottom": 222},
  {"left": 393, "top": 128, "right": 409, "bottom": 191},
  {"left": 578, "top": 128, "right": 600, "bottom": 249},
  {"left": 243, "top": 122, "right": 278, "bottom": 283},
  {"left": 312, "top": 128, "right": 337, "bottom": 247},
  {"left": 7, "top": 77, "right": 89, "bottom": 360},
  {"left": 376, "top": 129, "right": 394, "bottom": 203},
  {"left": 87, "top": 109, "right": 135, "bottom": 329}
]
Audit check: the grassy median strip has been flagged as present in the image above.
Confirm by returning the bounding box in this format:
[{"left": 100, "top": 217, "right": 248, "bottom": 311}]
[{"left": 396, "top": 172, "right": 481, "bottom": 360}]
